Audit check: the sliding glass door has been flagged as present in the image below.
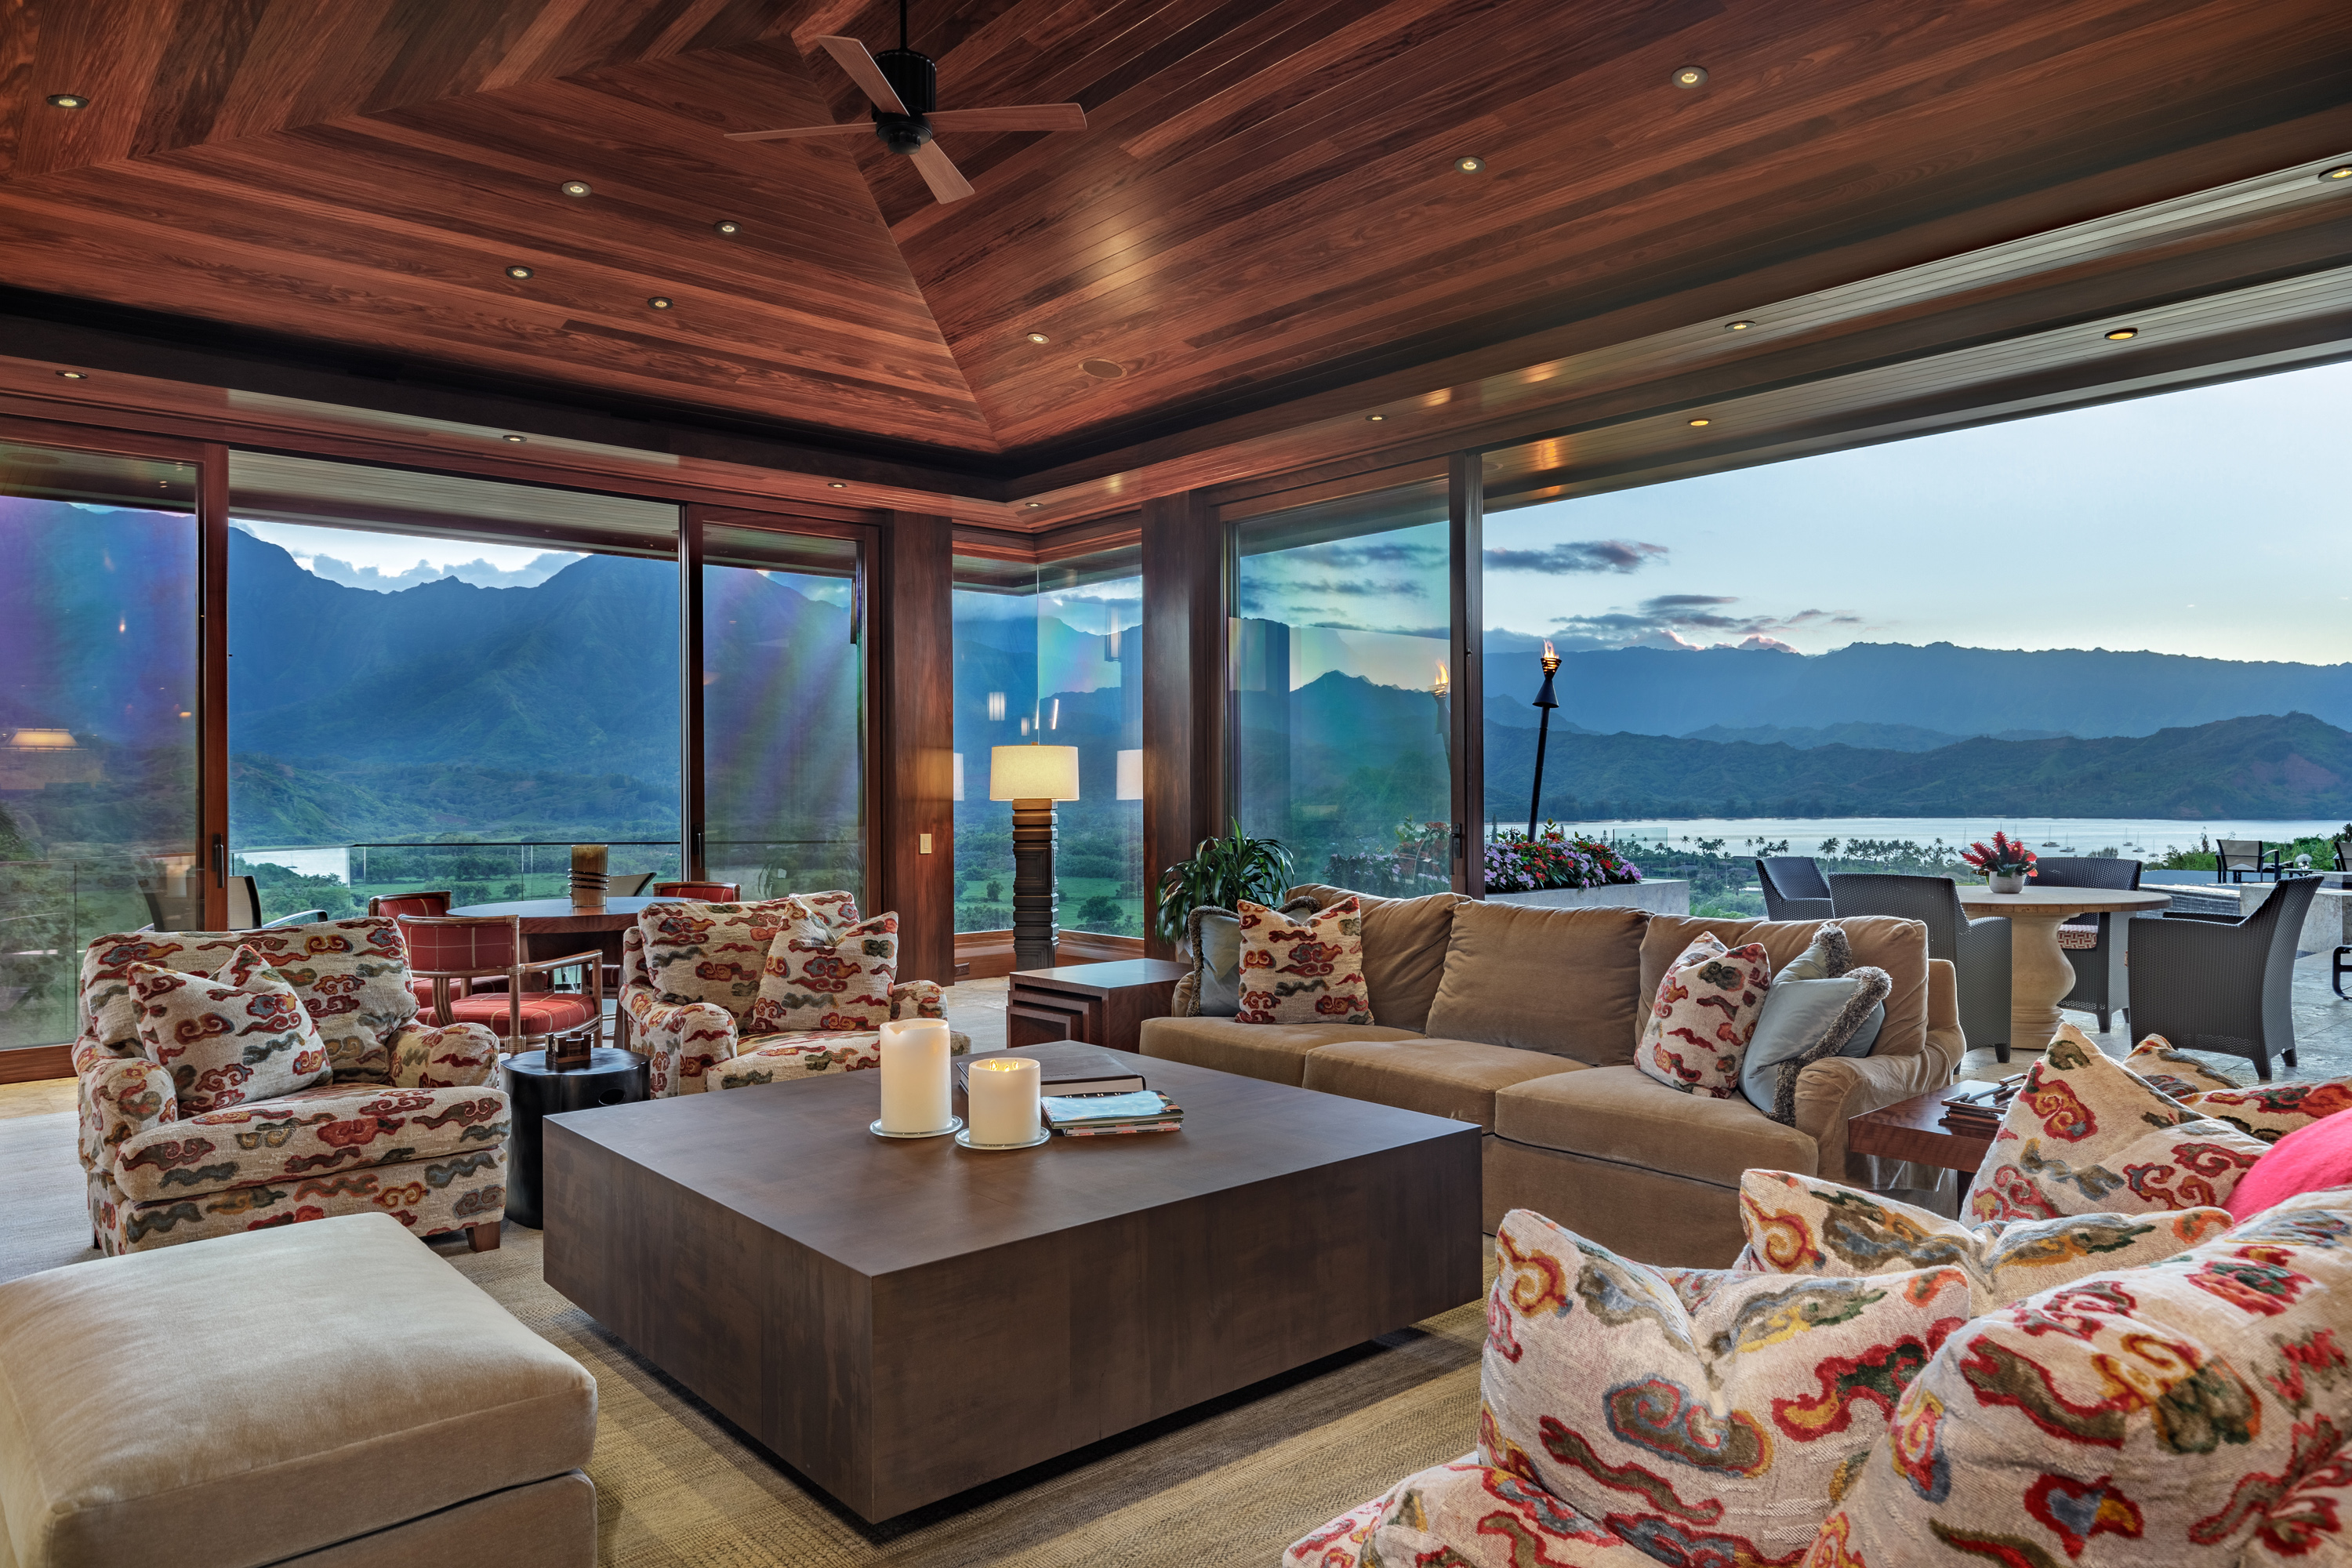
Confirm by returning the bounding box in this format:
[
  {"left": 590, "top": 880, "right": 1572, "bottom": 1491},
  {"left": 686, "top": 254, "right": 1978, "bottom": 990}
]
[{"left": 0, "top": 441, "right": 201, "bottom": 1051}]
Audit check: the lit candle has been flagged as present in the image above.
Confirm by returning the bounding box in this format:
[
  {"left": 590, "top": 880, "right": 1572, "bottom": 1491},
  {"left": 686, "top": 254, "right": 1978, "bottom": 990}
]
[
  {"left": 967, "top": 1056, "right": 1040, "bottom": 1145},
  {"left": 877, "top": 1019, "right": 952, "bottom": 1134}
]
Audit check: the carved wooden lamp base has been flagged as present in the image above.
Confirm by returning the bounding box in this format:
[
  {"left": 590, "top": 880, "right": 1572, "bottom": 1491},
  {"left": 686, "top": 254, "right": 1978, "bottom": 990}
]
[{"left": 1011, "top": 798, "right": 1059, "bottom": 971}]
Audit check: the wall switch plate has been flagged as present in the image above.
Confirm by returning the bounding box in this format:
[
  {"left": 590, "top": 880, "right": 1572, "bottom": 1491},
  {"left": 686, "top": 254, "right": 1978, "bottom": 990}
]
[{"left": 918, "top": 833, "right": 933, "bottom": 854}]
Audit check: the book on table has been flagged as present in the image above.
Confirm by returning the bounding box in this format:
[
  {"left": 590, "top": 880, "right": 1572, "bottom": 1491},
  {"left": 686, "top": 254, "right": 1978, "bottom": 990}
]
[
  {"left": 956, "top": 1045, "right": 1144, "bottom": 1098},
  {"left": 1040, "top": 1089, "right": 1183, "bottom": 1136}
]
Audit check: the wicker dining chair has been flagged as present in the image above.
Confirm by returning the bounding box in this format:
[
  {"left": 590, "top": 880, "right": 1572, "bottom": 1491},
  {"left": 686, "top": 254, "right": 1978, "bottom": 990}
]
[
  {"left": 396, "top": 913, "right": 605, "bottom": 1054},
  {"left": 2131, "top": 875, "right": 2318, "bottom": 1082},
  {"left": 2214, "top": 840, "right": 2287, "bottom": 884},
  {"left": 1828, "top": 873, "right": 2012, "bottom": 1060},
  {"left": 1755, "top": 857, "right": 1833, "bottom": 921},
  {"left": 2031, "top": 856, "right": 2142, "bottom": 1035}
]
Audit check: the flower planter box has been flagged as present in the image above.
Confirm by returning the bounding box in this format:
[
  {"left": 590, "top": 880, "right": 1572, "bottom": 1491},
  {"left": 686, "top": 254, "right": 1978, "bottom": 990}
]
[{"left": 1483, "top": 880, "right": 1690, "bottom": 915}]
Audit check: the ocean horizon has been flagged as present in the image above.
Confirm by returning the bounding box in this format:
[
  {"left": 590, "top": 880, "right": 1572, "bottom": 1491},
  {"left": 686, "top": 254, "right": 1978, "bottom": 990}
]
[{"left": 1490, "top": 815, "right": 2350, "bottom": 860}]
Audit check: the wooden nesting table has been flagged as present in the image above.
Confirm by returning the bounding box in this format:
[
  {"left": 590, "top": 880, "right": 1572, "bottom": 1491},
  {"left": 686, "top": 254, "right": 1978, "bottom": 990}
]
[{"left": 542, "top": 1040, "right": 1480, "bottom": 1521}]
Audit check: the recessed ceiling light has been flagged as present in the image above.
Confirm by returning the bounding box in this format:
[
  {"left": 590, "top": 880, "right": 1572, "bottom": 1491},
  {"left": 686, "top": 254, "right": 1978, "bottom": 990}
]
[
  {"left": 2104, "top": 327, "right": 2139, "bottom": 341},
  {"left": 1454, "top": 155, "right": 1485, "bottom": 174},
  {"left": 1024, "top": 330, "right": 1050, "bottom": 343},
  {"left": 1687, "top": 417, "right": 1711, "bottom": 427},
  {"left": 827, "top": 481, "right": 846, "bottom": 488},
  {"left": 1080, "top": 358, "right": 1125, "bottom": 379},
  {"left": 505, "top": 264, "right": 533, "bottom": 280},
  {"left": 503, "top": 434, "right": 527, "bottom": 443},
  {"left": 713, "top": 219, "right": 741, "bottom": 234},
  {"left": 1366, "top": 413, "right": 1385, "bottom": 422},
  {"left": 56, "top": 369, "right": 86, "bottom": 379},
  {"left": 648, "top": 296, "right": 673, "bottom": 310},
  {"left": 1672, "top": 65, "right": 1708, "bottom": 89},
  {"left": 45, "top": 93, "right": 89, "bottom": 110},
  {"left": 2321, "top": 165, "right": 2352, "bottom": 183},
  {"left": 1725, "top": 319, "right": 1755, "bottom": 331},
  {"left": 1025, "top": 502, "right": 1044, "bottom": 509},
  {"left": 559, "top": 180, "right": 592, "bottom": 198}
]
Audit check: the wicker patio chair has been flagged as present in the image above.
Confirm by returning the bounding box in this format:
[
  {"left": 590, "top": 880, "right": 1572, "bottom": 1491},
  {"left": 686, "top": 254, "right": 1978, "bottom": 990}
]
[
  {"left": 1756, "top": 856, "right": 1833, "bottom": 921},
  {"left": 2130, "top": 873, "right": 2318, "bottom": 1082},
  {"left": 1828, "top": 873, "right": 2011, "bottom": 1061},
  {"left": 2031, "top": 855, "right": 2143, "bottom": 1035},
  {"left": 2215, "top": 839, "right": 2286, "bottom": 884}
]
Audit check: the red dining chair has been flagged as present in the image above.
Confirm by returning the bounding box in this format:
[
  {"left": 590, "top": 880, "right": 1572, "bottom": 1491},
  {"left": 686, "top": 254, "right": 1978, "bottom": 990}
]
[
  {"left": 397, "top": 913, "right": 604, "bottom": 1054},
  {"left": 371, "top": 891, "right": 459, "bottom": 1010},
  {"left": 650, "top": 880, "right": 740, "bottom": 901}
]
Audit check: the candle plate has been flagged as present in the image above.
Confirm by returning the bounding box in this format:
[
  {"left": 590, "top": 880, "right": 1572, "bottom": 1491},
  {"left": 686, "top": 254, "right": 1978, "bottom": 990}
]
[
  {"left": 953, "top": 1125, "right": 1051, "bottom": 1151},
  {"left": 870, "top": 1116, "right": 964, "bottom": 1140}
]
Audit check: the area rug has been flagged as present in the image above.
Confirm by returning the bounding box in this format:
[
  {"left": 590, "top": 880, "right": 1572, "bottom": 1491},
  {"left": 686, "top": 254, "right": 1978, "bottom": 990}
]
[{"left": 0, "top": 1102, "right": 1485, "bottom": 1566}]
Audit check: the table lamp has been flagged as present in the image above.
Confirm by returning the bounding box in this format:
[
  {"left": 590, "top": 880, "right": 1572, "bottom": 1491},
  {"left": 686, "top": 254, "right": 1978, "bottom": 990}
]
[{"left": 990, "top": 742, "right": 1080, "bottom": 970}]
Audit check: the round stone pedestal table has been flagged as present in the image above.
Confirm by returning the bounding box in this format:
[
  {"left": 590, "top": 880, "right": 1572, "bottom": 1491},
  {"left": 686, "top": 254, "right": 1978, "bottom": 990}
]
[{"left": 1954, "top": 884, "right": 2171, "bottom": 1052}]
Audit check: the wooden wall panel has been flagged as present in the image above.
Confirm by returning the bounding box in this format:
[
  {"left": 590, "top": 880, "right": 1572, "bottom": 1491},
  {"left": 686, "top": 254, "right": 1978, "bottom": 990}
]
[
  {"left": 1139, "top": 489, "right": 1225, "bottom": 959},
  {"left": 877, "top": 511, "right": 956, "bottom": 982}
]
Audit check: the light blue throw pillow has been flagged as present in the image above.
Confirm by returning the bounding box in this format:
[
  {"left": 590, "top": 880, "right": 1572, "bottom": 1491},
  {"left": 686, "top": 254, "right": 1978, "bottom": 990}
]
[{"left": 1739, "top": 924, "right": 1890, "bottom": 1123}]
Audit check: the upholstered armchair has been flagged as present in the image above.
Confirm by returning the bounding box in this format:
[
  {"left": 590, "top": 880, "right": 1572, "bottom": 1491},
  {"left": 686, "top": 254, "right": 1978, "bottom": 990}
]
[
  {"left": 617, "top": 894, "right": 961, "bottom": 1095},
  {"left": 73, "top": 917, "right": 510, "bottom": 1255}
]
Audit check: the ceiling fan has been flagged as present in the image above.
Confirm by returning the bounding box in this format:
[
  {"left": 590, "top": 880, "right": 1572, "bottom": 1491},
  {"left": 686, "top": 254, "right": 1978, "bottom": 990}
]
[{"left": 726, "top": 1, "right": 1087, "bottom": 204}]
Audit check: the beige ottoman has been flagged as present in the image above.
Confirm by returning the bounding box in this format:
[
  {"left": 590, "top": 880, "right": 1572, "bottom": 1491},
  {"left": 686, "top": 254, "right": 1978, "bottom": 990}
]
[{"left": 0, "top": 1214, "right": 596, "bottom": 1568}]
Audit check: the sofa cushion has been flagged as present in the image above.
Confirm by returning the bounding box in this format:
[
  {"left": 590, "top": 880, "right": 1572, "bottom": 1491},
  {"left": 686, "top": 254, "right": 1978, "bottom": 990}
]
[
  {"left": 1634, "top": 932, "right": 1772, "bottom": 1099},
  {"left": 1494, "top": 1065, "right": 1819, "bottom": 1186},
  {"left": 1813, "top": 1194, "right": 2352, "bottom": 1568},
  {"left": 109, "top": 1082, "right": 510, "bottom": 1203},
  {"left": 1137, "top": 1016, "right": 1421, "bottom": 1087},
  {"left": 1421, "top": 902, "right": 1647, "bottom": 1064},
  {"left": 749, "top": 910, "right": 898, "bottom": 1033},
  {"left": 127, "top": 948, "right": 331, "bottom": 1115},
  {"left": 1970, "top": 1024, "right": 2269, "bottom": 1222},
  {"left": 1287, "top": 884, "right": 1467, "bottom": 1033},
  {"left": 1640, "top": 915, "right": 1929, "bottom": 1059},
  {"left": 1483, "top": 1207, "right": 1973, "bottom": 1567},
  {"left": 1302, "top": 1037, "right": 1581, "bottom": 1131},
  {"left": 1236, "top": 898, "right": 1372, "bottom": 1025},
  {"left": 0, "top": 1213, "right": 593, "bottom": 1568},
  {"left": 1734, "top": 1168, "right": 2234, "bottom": 1316}
]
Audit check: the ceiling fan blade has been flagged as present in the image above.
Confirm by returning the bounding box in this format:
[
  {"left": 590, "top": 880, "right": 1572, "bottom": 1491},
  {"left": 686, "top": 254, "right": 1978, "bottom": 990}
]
[
  {"left": 726, "top": 122, "right": 872, "bottom": 141},
  {"left": 909, "top": 140, "right": 975, "bottom": 203},
  {"left": 816, "top": 34, "right": 907, "bottom": 114},
  {"left": 924, "top": 103, "right": 1087, "bottom": 133}
]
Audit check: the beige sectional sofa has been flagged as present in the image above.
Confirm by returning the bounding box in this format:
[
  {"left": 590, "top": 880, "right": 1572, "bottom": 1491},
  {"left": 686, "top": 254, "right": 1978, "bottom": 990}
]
[{"left": 1138, "top": 884, "right": 1960, "bottom": 1267}]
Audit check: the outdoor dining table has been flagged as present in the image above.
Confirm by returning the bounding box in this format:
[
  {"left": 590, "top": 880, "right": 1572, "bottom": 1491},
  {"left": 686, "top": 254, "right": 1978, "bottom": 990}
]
[{"left": 1953, "top": 884, "right": 2171, "bottom": 1052}]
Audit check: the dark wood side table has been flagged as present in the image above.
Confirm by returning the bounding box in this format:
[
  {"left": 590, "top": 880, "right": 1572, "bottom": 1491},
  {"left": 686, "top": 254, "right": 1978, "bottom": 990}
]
[
  {"left": 504, "top": 1047, "right": 648, "bottom": 1229},
  {"left": 1005, "top": 957, "right": 1189, "bottom": 1053},
  {"left": 1846, "top": 1083, "right": 1998, "bottom": 1205}
]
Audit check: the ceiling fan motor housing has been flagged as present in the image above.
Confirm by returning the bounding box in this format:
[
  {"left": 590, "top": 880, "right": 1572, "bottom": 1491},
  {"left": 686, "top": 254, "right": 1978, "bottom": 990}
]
[{"left": 872, "top": 49, "right": 938, "bottom": 154}]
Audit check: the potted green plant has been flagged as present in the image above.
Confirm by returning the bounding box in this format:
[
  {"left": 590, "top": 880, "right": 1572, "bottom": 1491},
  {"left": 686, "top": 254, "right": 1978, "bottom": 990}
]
[
  {"left": 1962, "top": 830, "right": 2037, "bottom": 895},
  {"left": 1154, "top": 821, "right": 1295, "bottom": 951}
]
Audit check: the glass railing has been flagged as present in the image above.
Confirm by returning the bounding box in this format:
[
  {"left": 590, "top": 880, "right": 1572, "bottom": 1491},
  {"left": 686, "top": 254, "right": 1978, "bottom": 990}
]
[{"left": 0, "top": 857, "right": 166, "bottom": 1052}]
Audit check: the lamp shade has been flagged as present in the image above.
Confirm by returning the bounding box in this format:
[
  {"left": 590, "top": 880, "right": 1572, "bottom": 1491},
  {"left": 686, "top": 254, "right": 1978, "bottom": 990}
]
[
  {"left": 1116, "top": 748, "right": 1142, "bottom": 800},
  {"left": 990, "top": 744, "right": 1080, "bottom": 801}
]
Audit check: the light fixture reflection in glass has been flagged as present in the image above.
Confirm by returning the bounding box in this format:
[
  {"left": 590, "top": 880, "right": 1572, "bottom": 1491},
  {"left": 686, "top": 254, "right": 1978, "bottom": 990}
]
[
  {"left": 987, "top": 691, "right": 1006, "bottom": 722},
  {"left": 953, "top": 752, "right": 965, "bottom": 801},
  {"left": 1117, "top": 749, "right": 1142, "bottom": 800}
]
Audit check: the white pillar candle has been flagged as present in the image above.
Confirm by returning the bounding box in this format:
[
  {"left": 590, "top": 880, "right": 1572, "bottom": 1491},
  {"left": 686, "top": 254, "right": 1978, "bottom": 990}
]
[
  {"left": 878, "top": 1019, "right": 953, "bottom": 1134},
  {"left": 967, "top": 1056, "right": 1041, "bottom": 1145}
]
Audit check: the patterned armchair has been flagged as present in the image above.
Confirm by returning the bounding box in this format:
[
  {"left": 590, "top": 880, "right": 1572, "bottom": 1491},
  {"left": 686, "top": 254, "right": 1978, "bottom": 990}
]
[
  {"left": 74, "top": 916, "right": 510, "bottom": 1255},
  {"left": 618, "top": 893, "right": 960, "bottom": 1095}
]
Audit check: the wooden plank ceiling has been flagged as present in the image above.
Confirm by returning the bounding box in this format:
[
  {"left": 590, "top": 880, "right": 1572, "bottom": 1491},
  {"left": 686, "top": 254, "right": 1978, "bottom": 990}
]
[{"left": 2, "top": 0, "right": 2350, "bottom": 483}]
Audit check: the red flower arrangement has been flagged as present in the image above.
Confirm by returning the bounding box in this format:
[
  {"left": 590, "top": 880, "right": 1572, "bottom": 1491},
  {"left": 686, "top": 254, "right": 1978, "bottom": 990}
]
[{"left": 1961, "top": 830, "right": 2038, "bottom": 878}]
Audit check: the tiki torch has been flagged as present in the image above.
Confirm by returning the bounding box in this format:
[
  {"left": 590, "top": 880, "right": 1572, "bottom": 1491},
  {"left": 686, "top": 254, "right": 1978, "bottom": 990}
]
[{"left": 1526, "top": 641, "right": 1561, "bottom": 841}]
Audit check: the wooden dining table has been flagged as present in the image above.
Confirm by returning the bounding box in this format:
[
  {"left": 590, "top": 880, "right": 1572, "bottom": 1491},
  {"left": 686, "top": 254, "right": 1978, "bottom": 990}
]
[
  {"left": 444, "top": 896, "right": 657, "bottom": 971},
  {"left": 1953, "top": 885, "right": 2171, "bottom": 1051}
]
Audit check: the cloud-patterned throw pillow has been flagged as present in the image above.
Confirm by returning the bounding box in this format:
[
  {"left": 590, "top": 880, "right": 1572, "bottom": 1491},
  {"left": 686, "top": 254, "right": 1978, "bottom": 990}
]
[
  {"left": 1969, "top": 1025, "right": 2270, "bottom": 1223},
  {"left": 1635, "top": 932, "right": 1772, "bottom": 1098},
  {"left": 1813, "top": 1193, "right": 2352, "bottom": 1567},
  {"left": 127, "top": 946, "right": 332, "bottom": 1114},
  {"left": 1235, "top": 897, "right": 1372, "bottom": 1025},
  {"left": 2125, "top": 1036, "right": 2352, "bottom": 1146},
  {"left": 1480, "top": 1207, "right": 1972, "bottom": 1565},
  {"left": 636, "top": 895, "right": 827, "bottom": 1018},
  {"left": 1735, "top": 1168, "right": 2232, "bottom": 1316},
  {"left": 748, "top": 911, "right": 898, "bottom": 1034}
]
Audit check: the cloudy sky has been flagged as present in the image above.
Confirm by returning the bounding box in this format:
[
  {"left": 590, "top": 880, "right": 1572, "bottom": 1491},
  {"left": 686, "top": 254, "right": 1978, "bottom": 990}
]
[
  {"left": 1245, "top": 357, "right": 2351, "bottom": 666},
  {"left": 234, "top": 521, "right": 579, "bottom": 590}
]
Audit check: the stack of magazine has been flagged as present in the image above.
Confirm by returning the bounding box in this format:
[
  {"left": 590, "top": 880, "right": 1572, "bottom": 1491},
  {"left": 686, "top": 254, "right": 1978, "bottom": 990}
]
[{"left": 1040, "top": 1088, "right": 1184, "bottom": 1137}]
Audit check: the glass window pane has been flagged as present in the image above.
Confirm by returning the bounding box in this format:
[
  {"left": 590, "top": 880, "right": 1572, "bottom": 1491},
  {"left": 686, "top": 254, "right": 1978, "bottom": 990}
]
[
  {"left": 1232, "top": 481, "right": 1453, "bottom": 894},
  {"left": 227, "top": 455, "right": 681, "bottom": 916},
  {"left": 0, "top": 441, "right": 199, "bottom": 1051},
  {"left": 702, "top": 526, "right": 864, "bottom": 906},
  {"left": 953, "top": 556, "right": 1036, "bottom": 935}
]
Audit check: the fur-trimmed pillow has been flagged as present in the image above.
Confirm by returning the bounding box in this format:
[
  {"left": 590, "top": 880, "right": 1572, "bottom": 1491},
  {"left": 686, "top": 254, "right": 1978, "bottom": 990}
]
[
  {"left": 1634, "top": 932, "right": 1771, "bottom": 1097},
  {"left": 1235, "top": 897, "right": 1372, "bottom": 1025},
  {"left": 1969, "top": 1025, "right": 2269, "bottom": 1222},
  {"left": 1737, "top": 925, "right": 1888, "bottom": 1123},
  {"left": 127, "top": 946, "right": 332, "bottom": 1114},
  {"left": 748, "top": 910, "right": 898, "bottom": 1034}
]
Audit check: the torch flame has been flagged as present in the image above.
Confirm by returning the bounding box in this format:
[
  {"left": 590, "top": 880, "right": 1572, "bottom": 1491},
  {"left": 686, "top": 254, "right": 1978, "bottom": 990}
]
[{"left": 1433, "top": 660, "right": 1450, "bottom": 695}]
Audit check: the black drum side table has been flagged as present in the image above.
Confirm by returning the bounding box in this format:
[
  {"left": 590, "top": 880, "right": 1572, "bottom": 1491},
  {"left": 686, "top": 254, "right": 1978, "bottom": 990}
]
[{"left": 505, "top": 1047, "right": 648, "bottom": 1229}]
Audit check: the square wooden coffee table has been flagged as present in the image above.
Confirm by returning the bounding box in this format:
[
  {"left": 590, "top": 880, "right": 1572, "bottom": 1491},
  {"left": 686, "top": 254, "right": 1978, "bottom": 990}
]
[{"left": 542, "top": 1040, "right": 1481, "bottom": 1521}]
